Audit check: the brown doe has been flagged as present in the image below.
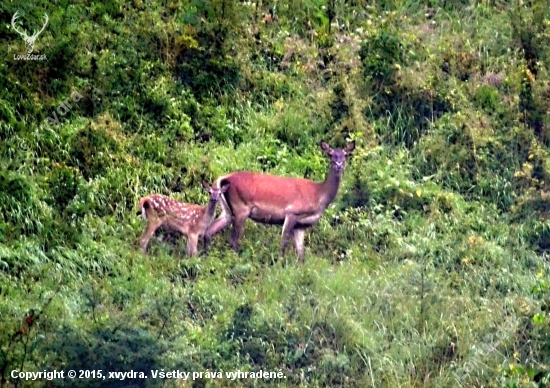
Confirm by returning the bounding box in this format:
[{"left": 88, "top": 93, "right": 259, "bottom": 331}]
[
  {"left": 137, "top": 181, "right": 229, "bottom": 256},
  {"left": 205, "top": 140, "right": 355, "bottom": 262}
]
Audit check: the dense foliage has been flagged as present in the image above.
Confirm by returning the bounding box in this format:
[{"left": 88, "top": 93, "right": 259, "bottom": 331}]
[{"left": 1, "top": 0, "right": 550, "bottom": 387}]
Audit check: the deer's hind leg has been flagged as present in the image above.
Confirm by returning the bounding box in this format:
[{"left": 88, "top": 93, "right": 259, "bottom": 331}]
[
  {"left": 231, "top": 210, "right": 250, "bottom": 253},
  {"left": 204, "top": 196, "right": 232, "bottom": 252},
  {"left": 140, "top": 219, "right": 163, "bottom": 254}
]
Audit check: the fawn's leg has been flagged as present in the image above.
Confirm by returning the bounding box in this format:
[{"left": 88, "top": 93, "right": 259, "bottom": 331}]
[{"left": 140, "top": 219, "right": 163, "bottom": 254}]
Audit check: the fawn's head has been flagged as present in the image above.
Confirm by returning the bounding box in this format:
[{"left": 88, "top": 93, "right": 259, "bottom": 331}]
[{"left": 202, "top": 180, "right": 229, "bottom": 202}]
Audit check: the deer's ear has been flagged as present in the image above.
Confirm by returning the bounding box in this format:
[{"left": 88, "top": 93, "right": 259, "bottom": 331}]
[
  {"left": 202, "top": 180, "right": 211, "bottom": 191},
  {"left": 344, "top": 141, "right": 356, "bottom": 154},
  {"left": 320, "top": 140, "right": 333, "bottom": 155},
  {"left": 221, "top": 183, "right": 230, "bottom": 193}
]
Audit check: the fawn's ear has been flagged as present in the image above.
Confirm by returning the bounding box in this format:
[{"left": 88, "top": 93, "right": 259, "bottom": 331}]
[
  {"left": 202, "top": 180, "right": 211, "bottom": 191},
  {"left": 221, "top": 183, "right": 230, "bottom": 193}
]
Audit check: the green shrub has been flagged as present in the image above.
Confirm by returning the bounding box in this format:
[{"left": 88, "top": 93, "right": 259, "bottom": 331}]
[
  {"left": 69, "top": 125, "right": 118, "bottom": 180},
  {"left": 0, "top": 172, "right": 45, "bottom": 237},
  {"left": 359, "top": 28, "right": 403, "bottom": 86},
  {"left": 474, "top": 85, "right": 500, "bottom": 112},
  {"left": 48, "top": 164, "right": 80, "bottom": 212}
]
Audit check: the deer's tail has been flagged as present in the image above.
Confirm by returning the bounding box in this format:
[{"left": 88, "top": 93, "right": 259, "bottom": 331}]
[
  {"left": 137, "top": 197, "right": 151, "bottom": 219},
  {"left": 214, "top": 174, "right": 233, "bottom": 217}
]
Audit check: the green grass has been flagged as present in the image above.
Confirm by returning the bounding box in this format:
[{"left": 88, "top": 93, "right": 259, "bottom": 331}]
[{"left": 1, "top": 0, "right": 550, "bottom": 387}]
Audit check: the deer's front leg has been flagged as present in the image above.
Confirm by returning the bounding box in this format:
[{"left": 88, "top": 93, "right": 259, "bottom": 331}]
[
  {"left": 186, "top": 234, "right": 199, "bottom": 257},
  {"left": 203, "top": 234, "right": 211, "bottom": 255}
]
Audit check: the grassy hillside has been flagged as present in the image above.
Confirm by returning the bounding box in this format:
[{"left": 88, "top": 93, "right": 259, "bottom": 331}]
[{"left": 1, "top": 0, "right": 550, "bottom": 387}]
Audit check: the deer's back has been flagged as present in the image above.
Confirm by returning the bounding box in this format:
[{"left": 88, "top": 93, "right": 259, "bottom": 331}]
[
  {"left": 218, "top": 171, "right": 322, "bottom": 219},
  {"left": 139, "top": 195, "right": 203, "bottom": 216}
]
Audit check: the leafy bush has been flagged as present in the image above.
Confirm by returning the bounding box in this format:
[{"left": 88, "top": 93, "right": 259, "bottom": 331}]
[
  {"left": 0, "top": 172, "right": 45, "bottom": 237},
  {"left": 359, "top": 28, "right": 403, "bottom": 86},
  {"left": 69, "top": 125, "right": 118, "bottom": 180}
]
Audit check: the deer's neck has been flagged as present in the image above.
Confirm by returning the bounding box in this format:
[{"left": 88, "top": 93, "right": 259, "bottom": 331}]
[
  {"left": 204, "top": 200, "right": 218, "bottom": 224},
  {"left": 319, "top": 166, "right": 342, "bottom": 207}
]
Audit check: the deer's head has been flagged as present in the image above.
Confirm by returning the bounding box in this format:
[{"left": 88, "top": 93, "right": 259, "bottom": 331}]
[
  {"left": 11, "top": 11, "right": 48, "bottom": 54},
  {"left": 202, "top": 181, "right": 229, "bottom": 203},
  {"left": 320, "top": 140, "right": 355, "bottom": 172}
]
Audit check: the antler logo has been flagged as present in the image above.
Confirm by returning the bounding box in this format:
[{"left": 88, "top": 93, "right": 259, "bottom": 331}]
[{"left": 11, "top": 11, "right": 48, "bottom": 54}]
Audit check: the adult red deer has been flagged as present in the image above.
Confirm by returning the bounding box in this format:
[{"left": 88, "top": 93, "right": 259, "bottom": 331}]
[
  {"left": 138, "top": 181, "right": 229, "bottom": 256},
  {"left": 205, "top": 140, "right": 355, "bottom": 262}
]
